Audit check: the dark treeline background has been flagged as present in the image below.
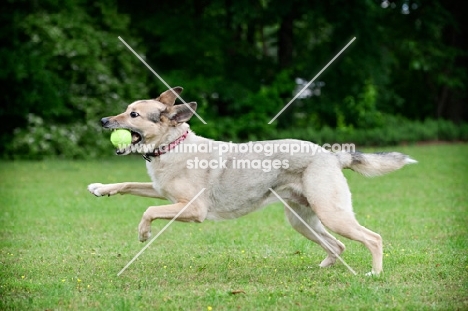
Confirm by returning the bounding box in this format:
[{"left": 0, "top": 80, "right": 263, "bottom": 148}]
[{"left": 1, "top": 0, "right": 467, "bottom": 158}]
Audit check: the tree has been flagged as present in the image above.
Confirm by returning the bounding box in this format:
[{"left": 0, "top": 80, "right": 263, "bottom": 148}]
[
  {"left": 1, "top": 0, "right": 150, "bottom": 157},
  {"left": 1, "top": 0, "right": 466, "bottom": 157}
]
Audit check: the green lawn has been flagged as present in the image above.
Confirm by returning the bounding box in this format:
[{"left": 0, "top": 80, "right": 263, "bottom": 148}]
[{"left": 1, "top": 144, "right": 467, "bottom": 310}]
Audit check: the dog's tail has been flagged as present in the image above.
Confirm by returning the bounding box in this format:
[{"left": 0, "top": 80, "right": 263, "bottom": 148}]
[{"left": 337, "top": 151, "right": 417, "bottom": 177}]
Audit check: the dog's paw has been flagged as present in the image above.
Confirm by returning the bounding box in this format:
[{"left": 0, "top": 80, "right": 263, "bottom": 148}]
[
  {"left": 319, "top": 256, "right": 337, "bottom": 268},
  {"left": 365, "top": 271, "right": 380, "bottom": 277},
  {"left": 87, "top": 183, "right": 120, "bottom": 197},
  {"left": 138, "top": 219, "right": 152, "bottom": 242},
  {"left": 88, "top": 183, "right": 105, "bottom": 196},
  {"left": 88, "top": 183, "right": 119, "bottom": 197},
  {"left": 138, "top": 228, "right": 152, "bottom": 242}
]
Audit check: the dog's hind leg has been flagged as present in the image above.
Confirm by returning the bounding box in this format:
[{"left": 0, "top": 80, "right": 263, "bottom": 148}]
[
  {"left": 302, "top": 155, "right": 383, "bottom": 275},
  {"left": 284, "top": 202, "right": 345, "bottom": 268},
  {"left": 313, "top": 209, "right": 383, "bottom": 275}
]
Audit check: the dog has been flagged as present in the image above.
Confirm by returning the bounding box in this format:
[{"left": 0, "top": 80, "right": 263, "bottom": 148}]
[{"left": 88, "top": 87, "right": 416, "bottom": 275}]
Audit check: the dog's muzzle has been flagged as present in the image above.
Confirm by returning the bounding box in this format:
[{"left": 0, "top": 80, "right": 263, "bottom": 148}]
[{"left": 99, "top": 116, "right": 143, "bottom": 156}]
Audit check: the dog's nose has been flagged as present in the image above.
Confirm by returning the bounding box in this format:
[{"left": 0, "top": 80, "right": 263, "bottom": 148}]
[{"left": 101, "top": 117, "right": 110, "bottom": 127}]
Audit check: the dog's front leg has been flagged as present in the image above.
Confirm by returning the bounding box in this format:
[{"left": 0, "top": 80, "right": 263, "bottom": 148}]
[
  {"left": 138, "top": 202, "right": 206, "bottom": 242},
  {"left": 88, "top": 182, "right": 163, "bottom": 198}
]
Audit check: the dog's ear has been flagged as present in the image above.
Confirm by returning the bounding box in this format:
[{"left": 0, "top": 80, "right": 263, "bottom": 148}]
[
  {"left": 156, "top": 87, "right": 183, "bottom": 106},
  {"left": 166, "top": 102, "right": 197, "bottom": 124}
]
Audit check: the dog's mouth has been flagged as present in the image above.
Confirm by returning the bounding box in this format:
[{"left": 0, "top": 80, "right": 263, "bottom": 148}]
[
  {"left": 130, "top": 130, "right": 142, "bottom": 145},
  {"left": 114, "top": 128, "right": 143, "bottom": 155}
]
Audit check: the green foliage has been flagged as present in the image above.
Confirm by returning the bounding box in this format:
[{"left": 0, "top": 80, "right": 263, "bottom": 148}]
[
  {"left": 7, "top": 112, "right": 467, "bottom": 159},
  {"left": 0, "top": 0, "right": 149, "bottom": 154},
  {"left": 1, "top": 0, "right": 467, "bottom": 158},
  {"left": 6, "top": 114, "right": 111, "bottom": 159},
  {"left": 274, "top": 116, "right": 468, "bottom": 147}
]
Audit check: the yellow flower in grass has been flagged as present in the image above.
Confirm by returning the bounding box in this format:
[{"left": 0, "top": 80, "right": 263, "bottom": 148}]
[{"left": 207, "top": 307, "right": 213, "bottom": 311}]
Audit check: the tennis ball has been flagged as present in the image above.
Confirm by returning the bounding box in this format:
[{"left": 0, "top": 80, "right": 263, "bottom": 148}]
[{"left": 110, "top": 129, "right": 132, "bottom": 147}]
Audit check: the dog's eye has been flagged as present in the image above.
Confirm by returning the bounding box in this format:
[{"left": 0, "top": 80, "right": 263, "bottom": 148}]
[{"left": 130, "top": 112, "right": 139, "bottom": 118}]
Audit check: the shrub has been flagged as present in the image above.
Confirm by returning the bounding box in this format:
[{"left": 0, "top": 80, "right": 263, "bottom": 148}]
[
  {"left": 5, "top": 114, "right": 467, "bottom": 159},
  {"left": 6, "top": 114, "right": 111, "bottom": 160}
]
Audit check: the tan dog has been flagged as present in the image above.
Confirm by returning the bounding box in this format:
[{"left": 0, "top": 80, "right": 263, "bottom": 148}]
[{"left": 88, "top": 87, "right": 416, "bottom": 275}]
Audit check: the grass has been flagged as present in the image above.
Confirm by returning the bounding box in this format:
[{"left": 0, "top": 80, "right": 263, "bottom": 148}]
[{"left": 0, "top": 144, "right": 467, "bottom": 310}]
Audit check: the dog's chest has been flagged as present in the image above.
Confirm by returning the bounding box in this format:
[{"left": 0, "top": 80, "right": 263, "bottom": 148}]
[{"left": 145, "top": 158, "right": 182, "bottom": 200}]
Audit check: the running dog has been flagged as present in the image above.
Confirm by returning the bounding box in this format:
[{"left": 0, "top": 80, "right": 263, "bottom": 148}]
[{"left": 88, "top": 87, "right": 416, "bottom": 275}]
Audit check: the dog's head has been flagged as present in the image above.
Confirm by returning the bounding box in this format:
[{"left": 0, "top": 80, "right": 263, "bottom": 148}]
[{"left": 101, "top": 87, "right": 197, "bottom": 155}]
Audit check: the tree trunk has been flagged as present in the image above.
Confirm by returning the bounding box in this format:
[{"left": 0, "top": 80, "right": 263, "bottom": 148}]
[{"left": 278, "top": 11, "right": 294, "bottom": 69}]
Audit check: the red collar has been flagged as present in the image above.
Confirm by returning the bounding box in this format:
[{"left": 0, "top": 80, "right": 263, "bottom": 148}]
[{"left": 143, "top": 130, "right": 190, "bottom": 162}]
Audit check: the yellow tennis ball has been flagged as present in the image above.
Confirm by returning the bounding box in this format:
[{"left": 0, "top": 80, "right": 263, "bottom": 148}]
[{"left": 110, "top": 129, "right": 132, "bottom": 147}]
